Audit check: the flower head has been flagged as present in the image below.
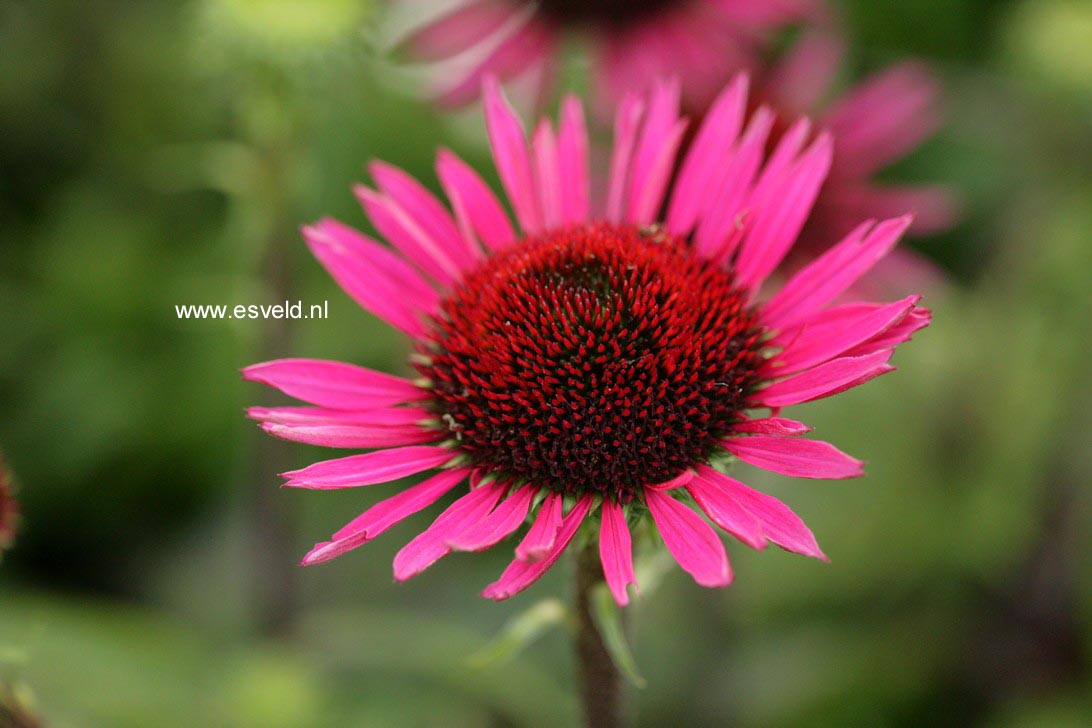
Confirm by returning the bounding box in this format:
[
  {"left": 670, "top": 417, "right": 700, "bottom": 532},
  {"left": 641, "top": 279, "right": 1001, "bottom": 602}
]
[
  {"left": 399, "top": 0, "right": 817, "bottom": 108},
  {"left": 244, "top": 75, "right": 930, "bottom": 604}
]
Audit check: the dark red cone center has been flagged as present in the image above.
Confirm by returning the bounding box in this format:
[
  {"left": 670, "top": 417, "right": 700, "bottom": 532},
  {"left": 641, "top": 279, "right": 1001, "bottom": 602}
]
[{"left": 417, "top": 223, "right": 765, "bottom": 501}]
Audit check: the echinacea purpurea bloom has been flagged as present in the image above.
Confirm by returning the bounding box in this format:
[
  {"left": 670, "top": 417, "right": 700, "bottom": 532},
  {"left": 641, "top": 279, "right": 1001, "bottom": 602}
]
[{"left": 244, "top": 75, "right": 930, "bottom": 605}]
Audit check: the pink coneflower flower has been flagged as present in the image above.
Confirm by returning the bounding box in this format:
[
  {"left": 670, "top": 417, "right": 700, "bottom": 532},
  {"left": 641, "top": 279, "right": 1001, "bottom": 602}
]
[
  {"left": 754, "top": 30, "right": 958, "bottom": 291},
  {"left": 400, "top": 0, "right": 816, "bottom": 108},
  {"left": 244, "top": 76, "right": 929, "bottom": 604}
]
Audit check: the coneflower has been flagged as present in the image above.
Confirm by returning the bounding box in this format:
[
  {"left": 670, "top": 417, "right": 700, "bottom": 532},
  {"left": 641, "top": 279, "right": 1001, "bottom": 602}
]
[{"left": 244, "top": 75, "right": 929, "bottom": 604}]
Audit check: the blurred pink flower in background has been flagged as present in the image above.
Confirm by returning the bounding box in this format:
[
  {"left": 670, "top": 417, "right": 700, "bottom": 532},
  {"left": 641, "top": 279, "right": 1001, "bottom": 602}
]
[
  {"left": 752, "top": 29, "right": 960, "bottom": 294},
  {"left": 244, "top": 76, "right": 929, "bottom": 604},
  {"left": 400, "top": 0, "right": 817, "bottom": 109}
]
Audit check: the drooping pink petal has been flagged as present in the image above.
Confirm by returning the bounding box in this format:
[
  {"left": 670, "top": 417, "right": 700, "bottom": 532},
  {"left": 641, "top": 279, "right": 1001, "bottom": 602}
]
[
  {"left": 446, "top": 483, "right": 538, "bottom": 551},
  {"left": 303, "top": 220, "right": 438, "bottom": 336},
  {"left": 645, "top": 470, "right": 695, "bottom": 491},
  {"left": 768, "top": 296, "right": 920, "bottom": 376},
  {"left": 599, "top": 500, "right": 636, "bottom": 606},
  {"left": 731, "top": 417, "right": 812, "bottom": 437},
  {"left": 242, "top": 359, "right": 427, "bottom": 410},
  {"left": 301, "top": 468, "right": 471, "bottom": 566},
  {"left": 393, "top": 479, "right": 508, "bottom": 581},
  {"left": 666, "top": 74, "right": 748, "bottom": 234},
  {"left": 514, "top": 491, "right": 563, "bottom": 561},
  {"left": 435, "top": 148, "right": 516, "bottom": 252},
  {"left": 695, "top": 465, "right": 825, "bottom": 559},
  {"left": 369, "top": 161, "right": 480, "bottom": 266},
  {"left": 760, "top": 215, "right": 913, "bottom": 330},
  {"left": 755, "top": 350, "right": 895, "bottom": 408},
  {"left": 398, "top": 1, "right": 519, "bottom": 62},
  {"left": 260, "top": 422, "right": 439, "bottom": 449},
  {"left": 734, "top": 133, "right": 833, "bottom": 293},
  {"left": 355, "top": 185, "right": 463, "bottom": 287},
  {"left": 644, "top": 488, "right": 732, "bottom": 587},
  {"left": 605, "top": 92, "right": 645, "bottom": 222},
  {"left": 483, "top": 76, "right": 541, "bottom": 232},
  {"left": 685, "top": 472, "right": 766, "bottom": 550},
  {"left": 557, "top": 95, "right": 590, "bottom": 225},
  {"left": 482, "top": 495, "right": 593, "bottom": 601},
  {"left": 282, "top": 446, "right": 455, "bottom": 490},
  {"left": 723, "top": 436, "right": 864, "bottom": 479}
]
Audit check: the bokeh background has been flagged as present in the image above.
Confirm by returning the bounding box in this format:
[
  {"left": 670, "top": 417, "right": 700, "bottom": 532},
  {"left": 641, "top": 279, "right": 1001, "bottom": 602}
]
[{"left": 1, "top": 0, "right": 1090, "bottom": 725}]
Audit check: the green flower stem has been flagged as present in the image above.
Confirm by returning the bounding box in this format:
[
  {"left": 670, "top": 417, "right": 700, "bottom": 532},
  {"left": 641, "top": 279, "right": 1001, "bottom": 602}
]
[{"left": 575, "top": 543, "right": 626, "bottom": 728}]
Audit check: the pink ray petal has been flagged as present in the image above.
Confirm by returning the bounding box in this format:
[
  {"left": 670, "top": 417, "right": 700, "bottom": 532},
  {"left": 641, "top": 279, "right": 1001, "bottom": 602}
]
[
  {"left": 755, "top": 350, "right": 895, "bottom": 408},
  {"left": 303, "top": 220, "right": 437, "bottom": 337},
  {"left": 260, "top": 422, "right": 439, "bottom": 449},
  {"left": 436, "top": 20, "right": 556, "bottom": 108},
  {"left": 599, "top": 500, "right": 637, "bottom": 606},
  {"left": 723, "top": 436, "right": 863, "bottom": 479},
  {"left": 644, "top": 488, "right": 732, "bottom": 587},
  {"left": 436, "top": 148, "right": 516, "bottom": 252},
  {"left": 695, "top": 465, "right": 825, "bottom": 558},
  {"left": 764, "top": 29, "right": 844, "bottom": 113},
  {"left": 532, "top": 120, "right": 562, "bottom": 229},
  {"left": 247, "top": 406, "right": 433, "bottom": 428},
  {"left": 355, "top": 185, "right": 466, "bottom": 287},
  {"left": 731, "top": 417, "right": 812, "bottom": 436},
  {"left": 282, "top": 446, "right": 455, "bottom": 490},
  {"left": 393, "top": 479, "right": 508, "bottom": 581},
  {"left": 304, "top": 218, "right": 439, "bottom": 303},
  {"left": 557, "top": 95, "right": 590, "bottom": 225},
  {"left": 768, "top": 295, "right": 920, "bottom": 376},
  {"left": 760, "top": 215, "right": 913, "bottom": 330},
  {"left": 605, "top": 92, "right": 645, "bottom": 222},
  {"left": 483, "top": 76, "right": 541, "bottom": 232},
  {"left": 482, "top": 494, "right": 593, "bottom": 600},
  {"left": 515, "top": 491, "right": 563, "bottom": 561},
  {"left": 626, "top": 79, "right": 685, "bottom": 223},
  {"left": 446, "top": 483, "right": 538, "bottom": 552},
  {"left": 645, "top": 470, "right": 695, "bottom": 491},
  {"left": 841, "top": 184, "right": 960, "bottom": 235},
  {"left": 686, "top": 472, "right": 766, "bottom": 550},
  {"left": 369, "top": 161, "right": 479, "bottom": 267},
  {"left": 666, "top": 74, "right": 748, "bottom": 234},
  {"left": 735, "top": 133, "right": 833, "bottom": 293},
  {"left": 845, "top": 306, "right": 931, "bottom": 357},
  {"left": 824, "top": 62, "right": 940, "bottom": 177},
  {"left": 242, "top": 359, "right": 427, "bottom": 410},
  {"left": 692, "top": 108, "right": 774, "bottom": 258},
  {"left": 301, "top": 468, "right": 471, "bottom": 566},
  {"left": 398, "top": 1, "right": 518, "bottom": 62}
]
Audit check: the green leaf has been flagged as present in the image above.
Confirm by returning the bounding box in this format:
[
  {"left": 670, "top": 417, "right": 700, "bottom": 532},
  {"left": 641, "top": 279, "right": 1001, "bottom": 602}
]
[
  {"left": 590, "top": 585, "right": 646, "bottom": 689},
  {"left": 466, "top": 598, "right": 569, "bottom": 670}
]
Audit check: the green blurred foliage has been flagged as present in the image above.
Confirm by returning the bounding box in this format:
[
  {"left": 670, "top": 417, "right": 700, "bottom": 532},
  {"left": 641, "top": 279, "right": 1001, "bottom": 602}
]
[{"left": 0, "top": 0, "right": 1089, "bottom": 725}]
